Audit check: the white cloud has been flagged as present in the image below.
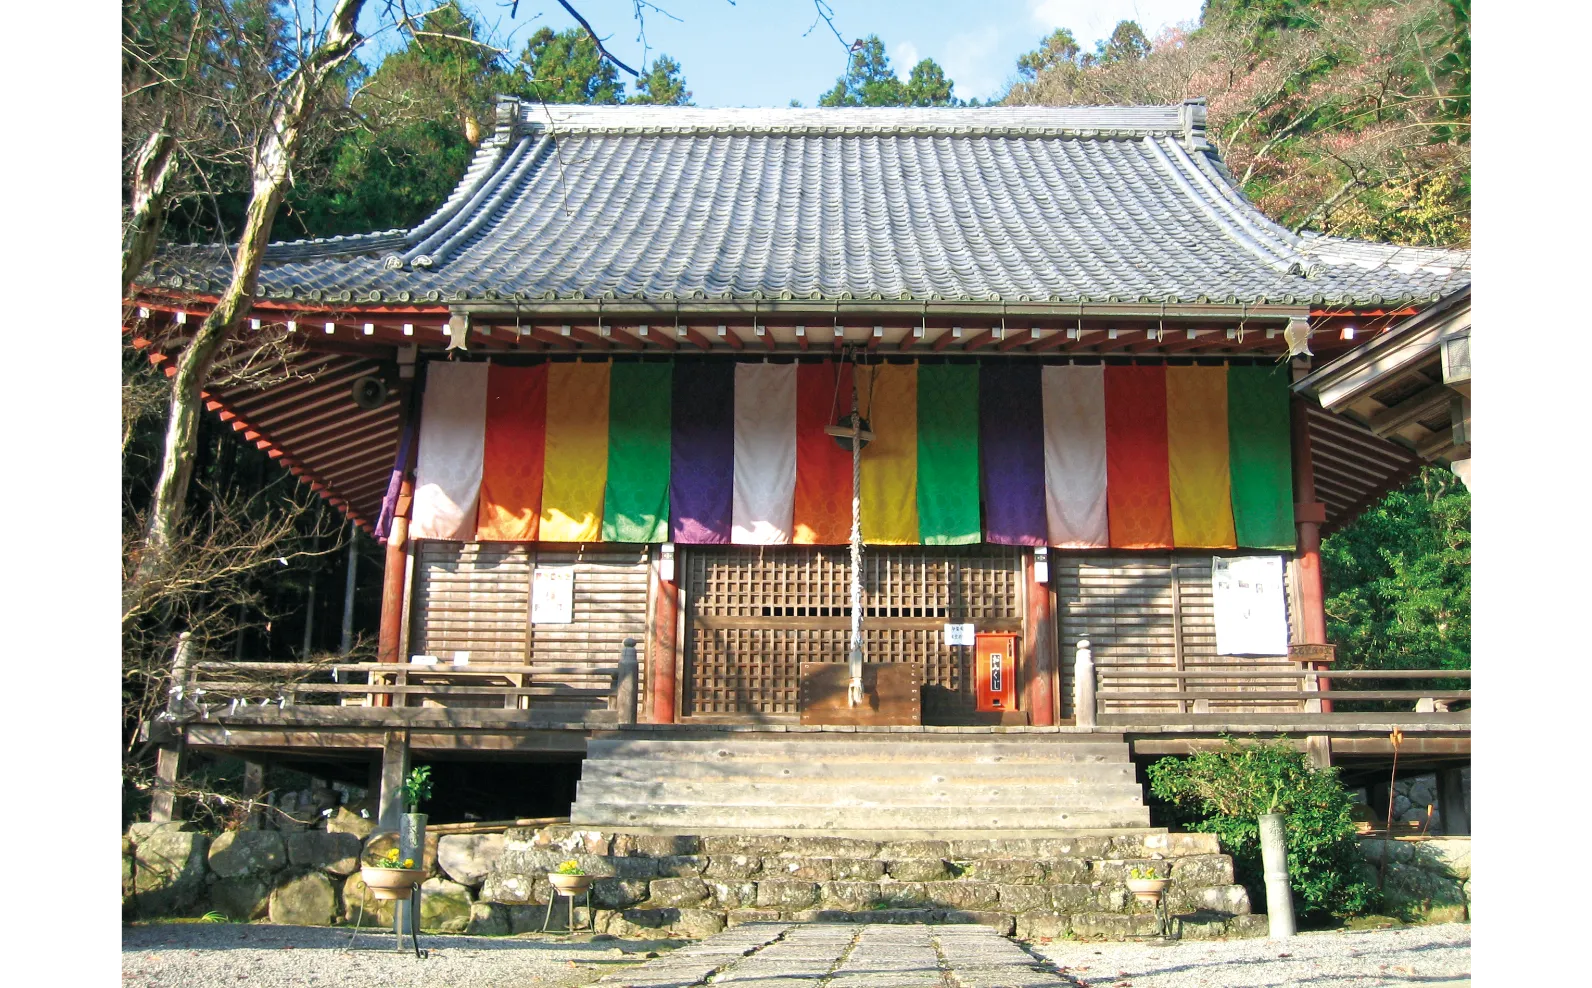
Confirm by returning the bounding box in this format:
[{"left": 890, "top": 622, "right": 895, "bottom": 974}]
[
  {"left": 894, "top": 40, "right": 921, "bottom": 81},
  {"left": 937, "top": 26, "right": 1004, "bottom": 101},
  {"left": 1027, "top": 1, "right": 1204, "bottom": 46}
]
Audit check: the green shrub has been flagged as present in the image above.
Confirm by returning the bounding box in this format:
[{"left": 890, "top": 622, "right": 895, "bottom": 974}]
[{"left": 1147, "top": 735, "right": 1378, "bottom": 919}]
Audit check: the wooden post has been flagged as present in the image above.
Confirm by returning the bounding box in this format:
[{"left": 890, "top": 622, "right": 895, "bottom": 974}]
[
  {"left": 1023, "top": 552, "right": 1055, "bottom": 726},
  {"left": 1073, "top": 638, "right": 1096, "bottom": 730},
  {"left": 617, "top": 638, "right": 639, "bottom": 725},
  {"left": 376, "top": 367, "right": 417, "bottom": 705},
  {"left": 150, "top": 633, "right": 195, "bottom": 823},
  {"left": 1437, "top": 767, "right": 1469, "bottom": 835},
  {"left": 377, "top": 731, "right": 409, "bottom": 830},
  {"left": 242, "top": 759, "right": 266, "bottom": 830},
  {"left": 340, "top": 520, "right": 358, "bottom": 654},
  {"left": 301, "top": 573, "right": 316, "bottom": 659},
  {"left": 1291, "top": 398, "right": 1334, "bottom": 734},
  {"left": 649, "top": 556, "right": 679, "bottom": 724}
]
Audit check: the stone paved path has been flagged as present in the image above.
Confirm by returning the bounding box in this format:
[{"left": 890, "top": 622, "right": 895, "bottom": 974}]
[{"left": 594, "top": 923, "right": 1066, "bottom": 988}]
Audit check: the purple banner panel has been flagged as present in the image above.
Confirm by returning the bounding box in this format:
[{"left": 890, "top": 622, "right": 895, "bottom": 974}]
[
  {"left": 979, "top": 362, "right": 1047, "bottom": 546},
  {"left": 670, "top": 361, "right": 735, "bottom": 543}
]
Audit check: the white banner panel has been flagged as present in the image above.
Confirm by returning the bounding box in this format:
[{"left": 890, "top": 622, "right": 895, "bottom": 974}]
[{"left": 1212, "top": 555, "right": 1289, "bottom": 656}]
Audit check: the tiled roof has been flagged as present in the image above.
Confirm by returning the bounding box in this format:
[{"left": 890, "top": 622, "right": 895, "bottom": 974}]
[{"left": 146, "top": 100, "right": 1470, "bottom": 308}]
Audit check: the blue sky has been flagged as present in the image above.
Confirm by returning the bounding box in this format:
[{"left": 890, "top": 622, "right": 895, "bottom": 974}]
[{"left": 357, "top": 1, "right": 1208, "bottom": 107}]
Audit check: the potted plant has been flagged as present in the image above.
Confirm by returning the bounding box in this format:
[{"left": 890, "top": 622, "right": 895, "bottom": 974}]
[
  {"left": 1124, "top": 865, "right": 1172, "bottom": 906},
  {"left": 360, "top": 843, "right": 425, "bottom": 901},
  {"left": 548, "top": 859, "right": 592, "bottom": 895}
]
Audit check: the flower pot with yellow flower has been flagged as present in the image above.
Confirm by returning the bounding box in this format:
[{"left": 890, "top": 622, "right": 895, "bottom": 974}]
[
  {"left": 360, "top": 842, "right": 425, "bottom": 900},
  {"left": 548, "top": 859, "right": 592, "bottom": 895}
]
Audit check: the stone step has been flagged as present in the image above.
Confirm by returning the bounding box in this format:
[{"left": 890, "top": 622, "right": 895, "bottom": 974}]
[
  {"left": 574, "top": 802, "right": 1152, "bottom": 831},
  {"left": 575, "top": 779, "right": 1149, "bottom": 809},
  {"left": 582, "top": 758, "right": 1138, "bottom": 786},
  {"left": 587, "top": 738, "right": 1133, "bottom": 763}
]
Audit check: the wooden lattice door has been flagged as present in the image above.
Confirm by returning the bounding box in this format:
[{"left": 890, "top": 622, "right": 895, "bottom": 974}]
[{"left": 681, "top": 546, "right": 1023, "bottom": 722}]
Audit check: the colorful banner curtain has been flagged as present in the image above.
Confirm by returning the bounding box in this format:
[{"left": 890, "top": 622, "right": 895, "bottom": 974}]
[
  {"left": 980, "top": 362, "right": 1047, "bottom": 546},
  {"left": 732, "top": 362, "right": 797, "bottom": 544},
  {"left": 1227, "top": 365, "right": 1297, "bottom": 550},
  {"left": 1104, "top": 365, "right": 1174, "bottom": 549},
  {"left": 476, "top": 363, "right": 547, "bottom": 541},
  {"left": 916, "top": 363, "right": 981, "bottom": 545},
  {"left": 405, "top": 357, "right": 1295, "bottom": 550},
  {"left": 539, "top": 361, "right": 610, "bottom": 542},
  {"left": 670, "top": 361, "right": 735, "bottom": 543},
  {"left": 410, "top": 361, "right": 488, "bottom": 541},
  {"left": 1041, "top": 365, "right": 1109, "bottom": 548},
  {"left": 602, "top": 362, "right": 672, "bottom": 543},
  {"left": 857, "top": 363, "right": 919, "bottom": 544},
  {"left": 1166, "top": 365, "right": 1237, "bottom": 549},
  {"left": 793, "top": 361, "right": 854, "bottom": 545}
]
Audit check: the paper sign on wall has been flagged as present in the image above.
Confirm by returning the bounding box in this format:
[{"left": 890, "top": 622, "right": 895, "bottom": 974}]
[
  {"left": 1211, "top": 555, "right": 1288, "bottom": 656},
  {"left": 944, "top": 623, "right": 976, "bottom": 646},
  {"left": 531, "top": 566, "right": 575, "bottom": 624}
]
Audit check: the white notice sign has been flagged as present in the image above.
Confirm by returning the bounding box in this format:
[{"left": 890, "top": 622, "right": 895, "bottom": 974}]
[
  {"left": 944, "top": 623, "right": 976, "bottom": 646},
  {"left": 1211, "top": 555, "right": 1288, "bottom": 656},
  {"left": 531, "top": 566, "right": 575, "bottom": 624}
]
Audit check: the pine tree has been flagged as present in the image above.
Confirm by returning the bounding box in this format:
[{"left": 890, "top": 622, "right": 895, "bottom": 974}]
[
  {"left": 818, "top": 35, "right": 905, "bottom": 106},
  {"left": 629, "top": 55, "right": 693, "bottom": 105},
  {"left": 515, "top": 26, "right": 624, "bottom": 104}
]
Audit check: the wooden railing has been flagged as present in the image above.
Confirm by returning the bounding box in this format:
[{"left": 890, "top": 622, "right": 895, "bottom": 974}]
[{"left": 1094, "top": 669, "right": 1471, "bottom": 712}]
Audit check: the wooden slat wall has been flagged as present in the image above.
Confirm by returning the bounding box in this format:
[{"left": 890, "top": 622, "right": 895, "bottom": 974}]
[
  {"left": 682, "top": 546, "right": 1022, "bottom": 720},
  {"left": 406, "top": 542, "right": 650, "bottom": 717},
  {"left": 1054, "top": 553, "right": 1300, "bottom": 718},
  {"left": 530, "top": 546, "right": 650, "bottom": 718}
]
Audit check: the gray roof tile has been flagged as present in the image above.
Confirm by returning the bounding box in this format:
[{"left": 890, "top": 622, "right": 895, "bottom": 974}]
[{"left": 148, "top": 101, "right": 1470, "bottom": 307}]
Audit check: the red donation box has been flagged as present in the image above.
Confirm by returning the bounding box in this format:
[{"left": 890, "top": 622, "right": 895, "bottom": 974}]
[{"left": 974, "top": 632, "right": 1018, "bottom": 712}]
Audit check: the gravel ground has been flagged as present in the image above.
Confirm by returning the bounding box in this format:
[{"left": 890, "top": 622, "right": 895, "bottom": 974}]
[
  {"left": 1028, "top": 923, "right": 1471, "bottom": 988},
  {"left": 121, "top": 923, "right": 680, "bottom": 988}
]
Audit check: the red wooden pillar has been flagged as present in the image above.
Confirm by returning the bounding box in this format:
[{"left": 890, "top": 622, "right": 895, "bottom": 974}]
[
  {"left": 1024, "top": 552, "right": 1056, "bottom": 726},
  {"left": 649, "top": 557, "right": 679, "bottom": 724},
  {"left": 1290, "top": 397, "right": 1333, "bottom": 712},
  {"left": 375, "top": 373, "right": 418, "bottom": 707}
]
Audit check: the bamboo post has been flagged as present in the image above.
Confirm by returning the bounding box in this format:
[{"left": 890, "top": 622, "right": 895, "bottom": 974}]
[
  {"left": 616, "top": 638, "right": 639, "bottom": 725},
  {"left": 341, "top": 520, "right": 358, "bottom": 654},
  {"left": 1259, "top": 812, "right": 1297, "bottom": 938}
]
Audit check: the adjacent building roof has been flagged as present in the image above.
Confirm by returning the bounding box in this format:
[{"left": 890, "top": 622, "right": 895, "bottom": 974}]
[{"left": 145, "top": 100, "right": 1470, "bottom": 309}]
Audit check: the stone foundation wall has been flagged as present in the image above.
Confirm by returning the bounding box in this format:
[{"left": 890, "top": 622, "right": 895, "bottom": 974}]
[
  {"left": 1356, "top": 836, "right": 1470, "bottom": 923},
  {"left": 473, "top": 826, "right": 1267, "bottom": 941}
]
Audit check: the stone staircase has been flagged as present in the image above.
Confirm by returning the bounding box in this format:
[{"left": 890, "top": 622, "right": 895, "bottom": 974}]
[{"left": 569, "top": 730, "right": 1152, "bottom": 832}]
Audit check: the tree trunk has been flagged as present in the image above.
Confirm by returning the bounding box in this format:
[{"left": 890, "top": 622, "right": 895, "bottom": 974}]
[
  {"left": 131, "top": 0, "right": 366, "bottom": 588},
  {"left": 122, "top": 123, "right": 178, "bottom": 300}
]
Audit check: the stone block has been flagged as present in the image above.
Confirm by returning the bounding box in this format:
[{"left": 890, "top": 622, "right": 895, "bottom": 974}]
[
  {"left": 1172, "top": 911, "right": 1233, "bottom": 940},
  {"left": 647, "top": 877, "right": 710, "bottom": 908},
  {"left": 765, "top": 857, "right": 835, "bottom": 882},
  {"left": 781, "top": 836, "right": 879, "bottom": 858},
  {"left": 672, "top": 908, "right": 726, "bottom": 938},
  {"left": 467, "top": 901, "right": 510, "bottom": 936},
  {"left": 1227, "top": 914, "right": 1270, "bottom": 938},
  {"left": 1015, "top": 911, "right": 1068, "bottom": 940},
  {"left": 208, "top": 830, "right": 286, "bottom": 879},
  {"left": 419, "top": 877, "right": 474, "bottom": 932},
  {"left": 756, "top": 879, "right": 819, "bottom": 910},
  {"left": 1196, "top": 884, "right": 1250, "bottom": 915},
  {"left": 875, "top": 881, "right": 928, "bottom": 908},
  {"left": 1041, "top": 859, "right": 1090, "bottom": 884},
  {"left": 128, "top": 822, "right": 188, "bottom": 844},
  {"left": 133, "top": 830, "right": 210, "bottom": 916},
  {"left": 820, "top": 881, "right": 883, "bottom": 911},
  {"left": 926, "top": 882, "right": 998, "bottom": 910},
  {"left": 592, "top": 878, "right": 651, "bottom": 909},
  {"left": 531, "top": 826, "right": 612, "bottom": 855},
  {"left": 996, "top": 884, "right": 1051, "bottom": 914},
  {"left": 507, "top": 904, "right": 557, "bottom": 934},
  {"left": 341, "top": 872, "right": 392, "bottom": 926},
  {"left": 859, "top": 908, "right": 943, "bottom": 925},
  {"left": 833, "top": 858, "right": 887, "bottom": 881},
  {"left": 707, "top": 880, "right": 758, "bottom": 910},
  {"left": 437, "top": 834, "right": 503, "bottom": 886},
  {"left": 1092, "top": 859, "right": 1169, "bottom": 883},
  {"left": 878, "top": 840, "right": 950, "bottom": 860},
  {"left": 610, "top": 855, "right": 662, "bottom": 880},
  {"left": 705, "top": 854, "right": 763, "bottom": 880},
  {"left": 726, "top": 908, "right": 782, "bottom": 927},
  {"left": 479, "top": 872, "right": 539, "bottom": 905},
  {"left": 1069, "top": 912, "right": 1150, "bottom": 939},
  {"left": 941, "top": 910, "right": 1015, "bottom": 934},
  {"left": 703, "top": 834, "right": 787, "bottom": 857},
  {"left": 1049, "top": 884, "right": 1098, "bottom": 913},
  {"left": 613, "top": 833, "right": 701, "bottom": 857},
  {"left": 210, "top": 877, "right": 272, "bottom": 921},
  {"left": 1044, "top": 836, "right": 1112, "bottom": 859},
  {"left": 1107, "top": 835, "right": 1150, "bottom": 859},
  {"left": 885, "top": 858, "right": 950, "bottom": 882},
  {"left": 655, "top": 855, "right": 708, "bottom": 877},
  {"left": 969, "top": 859, "right": 1044, "bottom": 884},
  {"left": 287, "top": 832, "right": 361, "bottom": 876},
  {"left": 268, "top": 870, "right": 336, "bottom": 926},
  {"left": 325, "top": 807, "right": 375, "bottom": 839},
  {"left": 1170, "top": 855, "right": 1231, "bottom": 886}
]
